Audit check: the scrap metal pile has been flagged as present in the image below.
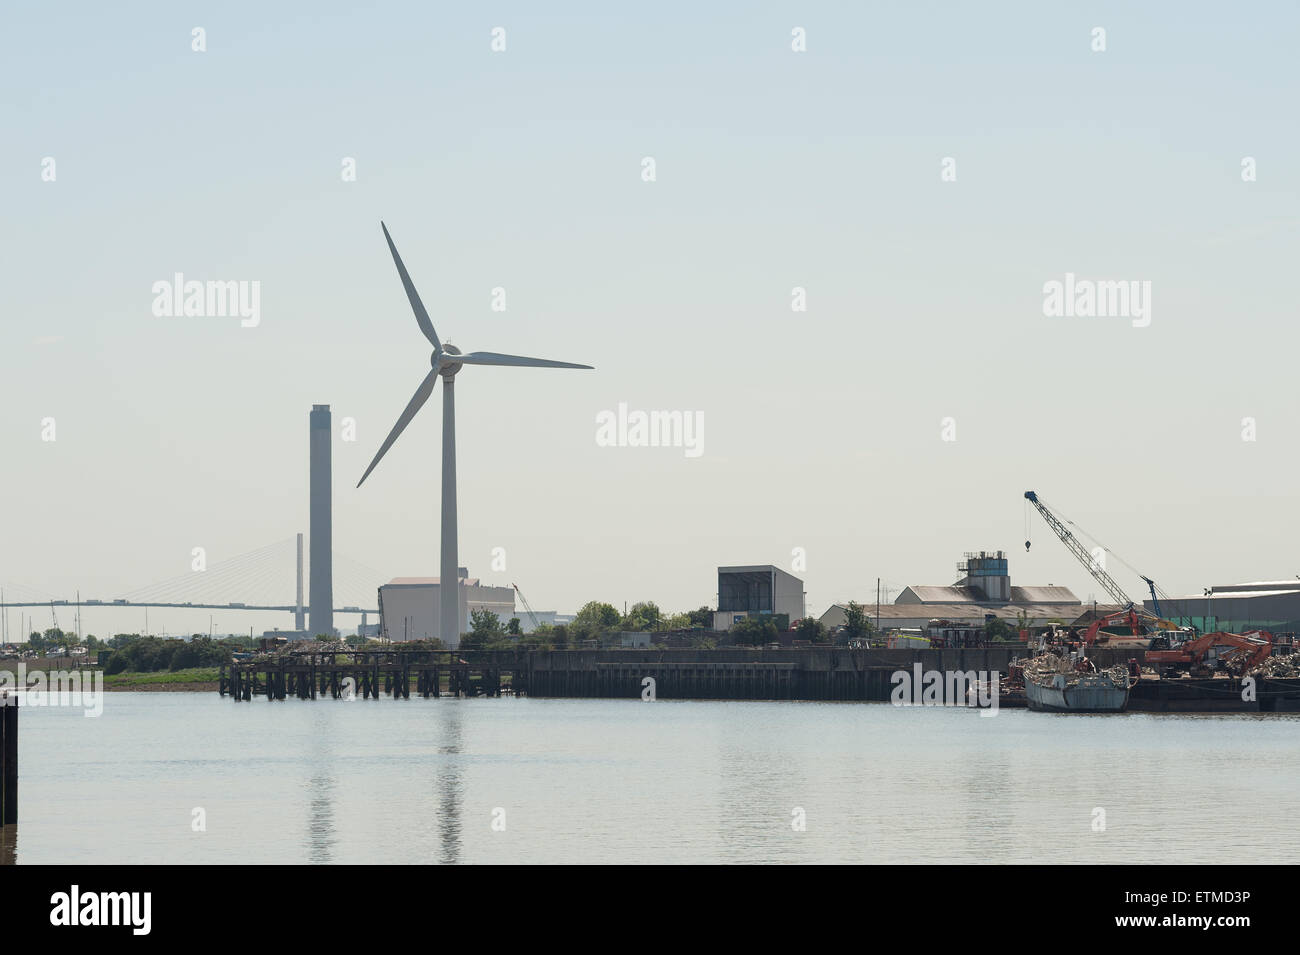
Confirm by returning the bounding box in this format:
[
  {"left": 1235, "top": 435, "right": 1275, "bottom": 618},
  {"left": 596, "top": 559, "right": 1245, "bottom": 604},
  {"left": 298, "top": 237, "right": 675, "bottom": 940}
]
[
  {"left": 1249, "top": 655, "right": 1300, "bottom": 679},
  {"left": 1020, "top": 652, "right": 1131, "bottom": 688}
]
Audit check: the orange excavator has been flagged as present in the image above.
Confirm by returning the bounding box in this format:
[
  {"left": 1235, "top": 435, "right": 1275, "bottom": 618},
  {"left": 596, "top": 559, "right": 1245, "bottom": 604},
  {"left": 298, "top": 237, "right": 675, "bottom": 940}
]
[
  {"left": 1147, "top": 630, "right": 1274, "bottom": 678},
  {"left": 1079, "top": 607, "right": 1187, "bottom": 649}
]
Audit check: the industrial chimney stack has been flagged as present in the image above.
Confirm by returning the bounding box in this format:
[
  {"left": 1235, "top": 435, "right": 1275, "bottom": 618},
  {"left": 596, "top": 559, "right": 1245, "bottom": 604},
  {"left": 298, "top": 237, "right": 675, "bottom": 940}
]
[
  {"left": 295, "top": 532, "right": 305, "bottom": 632},
  {"left": 309, "top": 405, "right": 334, "bottom": 637}
]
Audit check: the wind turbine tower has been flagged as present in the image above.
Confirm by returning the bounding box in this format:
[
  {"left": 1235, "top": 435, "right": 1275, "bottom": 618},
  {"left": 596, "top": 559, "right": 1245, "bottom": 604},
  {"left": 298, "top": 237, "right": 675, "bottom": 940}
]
[{"left": 358, "top": 223, "right": 593, "bottom": 647}]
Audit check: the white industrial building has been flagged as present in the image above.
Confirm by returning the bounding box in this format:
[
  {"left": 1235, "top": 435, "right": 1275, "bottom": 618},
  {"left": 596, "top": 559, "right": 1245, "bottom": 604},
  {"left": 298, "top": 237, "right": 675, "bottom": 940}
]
[
  {"left": 378, "top": 572, "right": 515, "bottom": 648},
  {"left": 819, "top": 550, "right": 1085, "bottom": 632}
]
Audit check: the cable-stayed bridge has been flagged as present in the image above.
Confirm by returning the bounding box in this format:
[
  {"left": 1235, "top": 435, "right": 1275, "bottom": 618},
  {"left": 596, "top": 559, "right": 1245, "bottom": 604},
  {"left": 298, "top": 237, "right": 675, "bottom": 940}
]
[{"left": 0, "top": 537, "right": 382, "bottom": 637}]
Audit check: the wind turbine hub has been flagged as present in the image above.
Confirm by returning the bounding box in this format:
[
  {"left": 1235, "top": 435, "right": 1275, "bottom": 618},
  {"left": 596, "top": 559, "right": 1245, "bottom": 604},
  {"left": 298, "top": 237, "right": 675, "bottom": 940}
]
[{"left": 436, "top": 343, "right": 462, "bottom": 377}]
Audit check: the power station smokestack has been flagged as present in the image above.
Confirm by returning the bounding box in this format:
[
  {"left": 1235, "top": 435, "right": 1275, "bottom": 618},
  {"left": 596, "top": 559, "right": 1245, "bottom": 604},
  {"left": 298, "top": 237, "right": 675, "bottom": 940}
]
[
  {"left": 295, "top": 532, "right": 305, "bottom": 631},
  {"left": 309, "top": 405, "right": 334, "bottom": 637}
]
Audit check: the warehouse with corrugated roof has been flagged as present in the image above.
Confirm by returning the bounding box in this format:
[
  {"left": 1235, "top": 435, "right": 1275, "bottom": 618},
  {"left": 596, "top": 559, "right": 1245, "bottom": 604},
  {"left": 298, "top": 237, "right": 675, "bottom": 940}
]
[
  {"left": 819, "top": 550, "right": 1088, "bottom": 632},
  {"left": 1145, "top": 581, "right": 1300, "bottom": 634}
]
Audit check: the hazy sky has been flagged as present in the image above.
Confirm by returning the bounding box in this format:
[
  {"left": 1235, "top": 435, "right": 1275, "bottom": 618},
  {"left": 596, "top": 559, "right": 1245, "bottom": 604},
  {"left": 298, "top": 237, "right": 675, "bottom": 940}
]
[{"left": 3, "top": 3, "right": 1298, "bottom": 638}]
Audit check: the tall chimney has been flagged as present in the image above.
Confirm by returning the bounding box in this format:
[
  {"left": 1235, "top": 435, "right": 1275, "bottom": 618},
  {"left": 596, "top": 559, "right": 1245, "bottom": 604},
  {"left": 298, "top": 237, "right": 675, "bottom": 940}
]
[
  {"left": 309, "top": 405, "right": 334, "bottom": 637},
  {"left": 295, "top": 532, "right": 305, "bottom": 631}
]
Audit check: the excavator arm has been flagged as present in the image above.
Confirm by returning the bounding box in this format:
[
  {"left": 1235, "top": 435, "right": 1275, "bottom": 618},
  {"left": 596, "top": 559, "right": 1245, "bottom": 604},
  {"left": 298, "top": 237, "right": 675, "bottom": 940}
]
[{"left": 1148, "top": 630, "right": 1273, "bottom": 673}]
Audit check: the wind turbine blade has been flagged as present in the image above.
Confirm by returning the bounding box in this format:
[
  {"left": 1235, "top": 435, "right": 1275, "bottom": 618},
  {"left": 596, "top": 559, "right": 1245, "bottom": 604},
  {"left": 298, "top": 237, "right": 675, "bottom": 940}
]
[
  {"left": 356, "top": 368, "right": 440, "bottom": 488},
  {"left": 381, "top": 221, "right": 441, "bottom": 352},
  {"left": 456, "top": 351, "right": 594, "bottom": 370}
]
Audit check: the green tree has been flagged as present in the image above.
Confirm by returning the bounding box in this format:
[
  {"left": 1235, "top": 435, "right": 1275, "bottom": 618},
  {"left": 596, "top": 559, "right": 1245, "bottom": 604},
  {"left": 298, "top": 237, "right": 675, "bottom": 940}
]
[
  {"left": 621, "top": 601, "right": 662, "bottom": 632},
  {"left": 470, "top": 609, "right": 504, "bottom": 637},
  {"left": 840, "top": 601, "right": 872, "bottom": 644},
  {"left": 169, "top": 636, "right": 233, "bottom": 670},
  {"left": 730, "top": 616, "right": 778, "bottom": 646},
  {"left": 506, "top": 617, "right": 522, "bottom": 636},
  {"left": 795, "top": 616, "right": 825, "bottom": 642},
  {"left": 686, "top": 606, "right": 713, "bottom": 629},
  {"left": 458, "top": 610, "right": 508, "bottom": 651},
  {"left": 570, "top": 601, "right": 620, "bottom": 641}
]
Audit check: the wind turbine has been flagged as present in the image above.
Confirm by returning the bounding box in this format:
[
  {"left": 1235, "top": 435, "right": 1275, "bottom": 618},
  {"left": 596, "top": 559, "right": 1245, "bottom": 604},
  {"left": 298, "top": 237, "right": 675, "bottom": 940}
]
[{"left": 357, "top": 222, "right": 593, "bottom": 647}]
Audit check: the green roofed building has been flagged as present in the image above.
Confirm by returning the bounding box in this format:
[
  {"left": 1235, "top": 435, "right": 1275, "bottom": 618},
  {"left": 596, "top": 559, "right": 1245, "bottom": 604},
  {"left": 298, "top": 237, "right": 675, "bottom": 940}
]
[{"left": 1145, "top": 581, "right": 1300, "bottom": 635}]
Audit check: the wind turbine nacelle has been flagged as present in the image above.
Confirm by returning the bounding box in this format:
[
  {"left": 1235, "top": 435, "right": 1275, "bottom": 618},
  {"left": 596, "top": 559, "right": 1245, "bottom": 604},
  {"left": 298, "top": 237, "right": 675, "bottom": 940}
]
[{"left": 437, "top": 343, "right": 462, "bottom": 376}]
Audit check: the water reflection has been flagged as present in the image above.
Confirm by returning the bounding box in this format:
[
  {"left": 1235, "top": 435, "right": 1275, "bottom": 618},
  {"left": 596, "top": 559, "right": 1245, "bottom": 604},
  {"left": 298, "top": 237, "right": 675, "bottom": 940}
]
[
  {"left": 715, "top": 714, "right": 801, "bottom": 862},
  {"left": 306, "top": 708, "right": 337, "bottom": 864},
  {"left": 961, "top": 748, "right": 1013, "bottom": 851},
  {"left": 435, "top": 702, "right": 463, "bottom": 864},
  {"left": 14, "top": 695, "right": 1300, "bottom": 864}
]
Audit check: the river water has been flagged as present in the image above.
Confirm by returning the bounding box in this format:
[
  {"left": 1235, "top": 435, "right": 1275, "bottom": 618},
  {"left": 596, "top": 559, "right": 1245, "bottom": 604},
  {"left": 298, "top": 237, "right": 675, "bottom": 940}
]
[{"left": 7, "top": 693, "right": 1298, "bottom": 864}]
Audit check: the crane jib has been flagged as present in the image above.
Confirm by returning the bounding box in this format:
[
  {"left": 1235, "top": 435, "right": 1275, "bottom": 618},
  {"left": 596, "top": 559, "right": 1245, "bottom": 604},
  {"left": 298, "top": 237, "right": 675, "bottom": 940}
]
[{"left": 1024, "top": 490, "right": 1134, "bottom": 608}]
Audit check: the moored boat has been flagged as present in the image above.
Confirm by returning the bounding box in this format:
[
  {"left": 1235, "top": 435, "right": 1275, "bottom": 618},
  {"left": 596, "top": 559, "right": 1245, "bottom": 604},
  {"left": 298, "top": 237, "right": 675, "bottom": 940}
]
[{"left": 1019, "top": 653, "right": 1133, "bottom": 713}]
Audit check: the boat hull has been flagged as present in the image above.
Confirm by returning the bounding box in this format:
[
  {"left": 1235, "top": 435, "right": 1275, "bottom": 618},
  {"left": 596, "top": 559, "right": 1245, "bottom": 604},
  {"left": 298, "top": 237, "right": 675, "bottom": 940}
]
[{"left": 1024, "top": 673, "right": 1130, "bottom": 713}]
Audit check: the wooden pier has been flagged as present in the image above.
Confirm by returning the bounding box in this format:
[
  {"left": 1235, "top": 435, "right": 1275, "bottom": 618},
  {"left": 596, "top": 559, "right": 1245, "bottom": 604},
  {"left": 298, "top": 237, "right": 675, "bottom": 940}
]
[
  {"left": 1, "top": 691, "right": 16, "bottom": 828},
  {"left": 218, "top": 646, "right": 1300, "bottom": 712},
  {"left": 220, "top": 647, "right": 527, "bottom": 701}
]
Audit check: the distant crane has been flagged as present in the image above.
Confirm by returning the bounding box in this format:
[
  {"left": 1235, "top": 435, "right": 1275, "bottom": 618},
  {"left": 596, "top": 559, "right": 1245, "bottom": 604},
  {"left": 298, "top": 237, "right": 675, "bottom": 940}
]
[
  {"left": 1024, "top": 491, "right": 1135, "bottom": 608},
  {"left": 1024, "top": 490, "right": 1188, "bottom": 640},
  {"left": 1139, "top": 575, "right": 1163, "bottom": 618},
  {"left": 511, "top": 583, "right": 541, "bottom": 632}
]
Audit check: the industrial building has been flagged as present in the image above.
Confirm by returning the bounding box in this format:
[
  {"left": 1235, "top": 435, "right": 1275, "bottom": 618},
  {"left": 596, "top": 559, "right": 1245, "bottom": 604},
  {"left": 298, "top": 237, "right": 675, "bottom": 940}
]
[
  {"left": 1145, "top": 581, "right": 1300, "bottom": 635},
  {"left": 713, "top": 565, "right": 805, "bottom": 631},
  {"left": 819, "top": 550, "right": 1085, "bottom": 633},
  {"left": 378, "top": 571, "right": 514, "bottom": 648},
  {"left": 818, "top": 601, "right": 1109, "bottom": 633}
]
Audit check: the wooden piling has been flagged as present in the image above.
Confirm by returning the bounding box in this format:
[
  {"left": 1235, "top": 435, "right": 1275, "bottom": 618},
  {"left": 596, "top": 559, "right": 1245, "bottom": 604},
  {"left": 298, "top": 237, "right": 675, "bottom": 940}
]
[
  {"left": 2, "top": 692, "right": 17, "bottom": 826},
  {"left": 223, "top": 647, "right": 534, "bottom": 703}
]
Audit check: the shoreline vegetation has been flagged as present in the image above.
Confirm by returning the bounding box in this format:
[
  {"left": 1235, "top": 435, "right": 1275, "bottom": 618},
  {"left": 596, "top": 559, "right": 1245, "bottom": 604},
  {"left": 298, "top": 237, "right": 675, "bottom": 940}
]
[{"left": 0, "top": 665, "right": 219, "bottom": 692}]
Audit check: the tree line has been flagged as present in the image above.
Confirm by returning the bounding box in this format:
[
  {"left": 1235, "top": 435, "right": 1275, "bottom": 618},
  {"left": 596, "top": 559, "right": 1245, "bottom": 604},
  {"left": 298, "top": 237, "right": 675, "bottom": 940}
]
[{"left": 460, "top": 601, "right": 715, "bottom": 650}]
